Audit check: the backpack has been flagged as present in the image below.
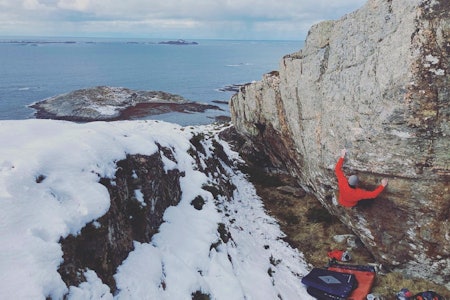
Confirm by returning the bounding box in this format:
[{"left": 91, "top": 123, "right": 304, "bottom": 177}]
[
  {"left": 412, "top": 291, "right": 444, "bottom": 300},
  {"left": 327, "top": 249, "right": 352, "bottom": 262}
]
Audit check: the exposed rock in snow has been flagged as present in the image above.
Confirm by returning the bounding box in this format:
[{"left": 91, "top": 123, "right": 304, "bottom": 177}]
[
  {"left": 0, "top": 119, "right": 313, "bottom": 299},
  {"left": 58, "top": 152, "right": 183, "bottom": 291}
]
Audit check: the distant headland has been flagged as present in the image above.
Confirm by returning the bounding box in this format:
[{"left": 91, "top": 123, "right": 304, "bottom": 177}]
[{"left": 158, "top": 39, "right": 198, "bottom": 45}]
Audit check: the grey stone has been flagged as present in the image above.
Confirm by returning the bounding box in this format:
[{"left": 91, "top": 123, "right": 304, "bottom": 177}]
[{"left": 230, "top": 0, "right": 449, "bottom": 288}]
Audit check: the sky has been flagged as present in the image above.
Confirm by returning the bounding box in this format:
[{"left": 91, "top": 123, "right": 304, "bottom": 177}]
[{"left": 0, "top": 0, "right": 367, "bottom": 40}]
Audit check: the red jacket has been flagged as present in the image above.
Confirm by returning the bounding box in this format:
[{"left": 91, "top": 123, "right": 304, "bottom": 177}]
[{"left": 335, "top": 157, "right": 384, "bottom": 207}]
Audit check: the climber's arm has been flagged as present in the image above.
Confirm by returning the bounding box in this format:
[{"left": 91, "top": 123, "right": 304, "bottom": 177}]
[{"left": 335, "top": 156, "right": 347, "bottom": 184}]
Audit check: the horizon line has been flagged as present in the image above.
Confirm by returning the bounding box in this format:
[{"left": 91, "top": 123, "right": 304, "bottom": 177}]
[{"left": 0, "top": 34, "right": 305, "bottom": 43}]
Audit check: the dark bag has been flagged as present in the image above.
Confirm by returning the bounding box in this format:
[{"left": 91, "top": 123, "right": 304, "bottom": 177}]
[
  {"left": 412, "top": 291, "right": 444, "bottom": 300},
  {"left": 306, "top": 286, "right": 348, "bottom": 300},
  {"left": 301, "top": 268, "right": 357, "bottom": 299}
]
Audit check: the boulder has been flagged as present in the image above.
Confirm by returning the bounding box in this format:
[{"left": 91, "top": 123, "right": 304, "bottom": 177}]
[{"left": 230, "top": 0, "right": 449, "bottom": 287}]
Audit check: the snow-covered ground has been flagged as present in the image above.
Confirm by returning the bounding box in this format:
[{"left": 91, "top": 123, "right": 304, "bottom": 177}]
[{"left": 0, "top": 119, "right": 313, "bottom": 300}]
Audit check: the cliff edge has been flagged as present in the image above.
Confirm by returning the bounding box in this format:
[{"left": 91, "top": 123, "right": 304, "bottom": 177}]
[{"left": 230, "top": 0, "right": 449, "bottom": 287}]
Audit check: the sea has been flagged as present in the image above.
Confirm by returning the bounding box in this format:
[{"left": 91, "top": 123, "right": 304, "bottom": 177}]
[{"left": 0, "top": 37, "right": 304, "bottom": 126}]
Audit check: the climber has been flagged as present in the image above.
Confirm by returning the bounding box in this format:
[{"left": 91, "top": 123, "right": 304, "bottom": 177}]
[{"left": 335, "top": 149, "right": 388, "bottom": 207}]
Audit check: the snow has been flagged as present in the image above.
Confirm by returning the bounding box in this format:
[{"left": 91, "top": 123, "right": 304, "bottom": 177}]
[
  {"left": 0, "top": 119, "right": 313, "bottom": 299},
  {"left": 67, "top": 271, "right": 113, "bottom": 300},
  {"left": 90, "top": 104, "right": 120, "bottom": 116},
  {"left": 134, "top": 189, "right": 146, "bottom": 206}
]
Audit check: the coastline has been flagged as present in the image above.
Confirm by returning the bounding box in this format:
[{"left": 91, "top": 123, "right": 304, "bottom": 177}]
[
  {"left": 31, "top": 100, "right": 223, "bottom": 122},
  {"left": 29, "top": 86, "right": 224, "bottom": 122}
]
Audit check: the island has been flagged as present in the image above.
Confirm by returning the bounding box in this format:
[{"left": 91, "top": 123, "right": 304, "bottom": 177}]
[
  {"left": 158, "top": 39, "right": 198, "bottom": 45},
  {"left": 29, "top": 86, "right": 220, "bottom": 122}
]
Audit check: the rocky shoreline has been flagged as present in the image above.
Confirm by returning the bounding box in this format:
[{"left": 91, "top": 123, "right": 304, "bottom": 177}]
[{"left": 30, "top": 86, "right": 222, "bottom": 122}]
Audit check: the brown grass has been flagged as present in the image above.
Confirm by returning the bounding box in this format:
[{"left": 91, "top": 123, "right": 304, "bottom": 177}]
[{"left": 250, "top": 171, "right": 450, "bottom": 299}]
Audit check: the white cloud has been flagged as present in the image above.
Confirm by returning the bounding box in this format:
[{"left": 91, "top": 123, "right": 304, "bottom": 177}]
[
  {"left": 57, "top": 0, "right": 90, "bottom": 11},
  {"left": 0, "top": 0, "right": 367, "bottom": 39},
  {"left": 22, "top": 0, "right": 43, "bottom": 9}
]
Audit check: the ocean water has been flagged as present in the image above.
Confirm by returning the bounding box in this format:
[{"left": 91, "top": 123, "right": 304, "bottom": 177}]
[{"left": 0, "top": 37, "right": 304, "bottom": 125}]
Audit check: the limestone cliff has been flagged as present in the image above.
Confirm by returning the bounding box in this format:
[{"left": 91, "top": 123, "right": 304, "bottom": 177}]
[{"left": 230, "top": 0, "right": 449, "bottom": 287}]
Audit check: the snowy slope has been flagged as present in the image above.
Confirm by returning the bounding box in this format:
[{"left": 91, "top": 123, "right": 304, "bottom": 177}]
[{"left": 0, "top": 119, "right": 313, "bottom": 300}]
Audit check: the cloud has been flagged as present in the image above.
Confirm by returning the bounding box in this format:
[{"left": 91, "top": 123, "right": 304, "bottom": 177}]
[
  {"left": 0, "top": 0, "right": 367, "bottom": 39},
  {"left": 57, "top": 0, "right": 90, "bottom": 11},
  {"left": 23, "top": 0, "right": 44, "bottom": 9}
]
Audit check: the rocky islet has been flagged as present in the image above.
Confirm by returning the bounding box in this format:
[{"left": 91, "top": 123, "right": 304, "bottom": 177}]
[{"left": 30, "top": 86, "right": 221, "bottom": 122}]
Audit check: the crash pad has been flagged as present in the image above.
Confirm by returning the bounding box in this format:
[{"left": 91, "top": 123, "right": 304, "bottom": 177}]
[
  {"left": 327, "top": 263, "right": 376, "bottom": 300},
  {"left": 301, "top": 268, "right": 357, "bottom": 299}
]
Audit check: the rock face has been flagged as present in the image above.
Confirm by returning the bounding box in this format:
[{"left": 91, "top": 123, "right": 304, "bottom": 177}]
[
  {"left": 30, "top": 86, "right": 220, "bottom": 122},
  {"left": 57, "top": 133, "right": 237, "bottom": 294},
  {"left": 230, "top": 0, "right": 449, "bottom": 287},
  {"left": 58, "top": 150, "right": 183, "bottom": 292}
]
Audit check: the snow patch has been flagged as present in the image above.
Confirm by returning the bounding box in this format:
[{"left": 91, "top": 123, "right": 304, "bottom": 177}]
[
  {"left": 134, "top": 189, "right": 146, "bottom": 206},
  {"left": 0, "top": 120, "right": 312, "bottom": 299},
  {"left": 90, "top": 104, "right": 120, "bottom": 116},
  {"left": 67, "top": 270, "right": 113, "bottom": 300},
  {"left": 161, "top": 151, "right": 177, "bottom": 172}
]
